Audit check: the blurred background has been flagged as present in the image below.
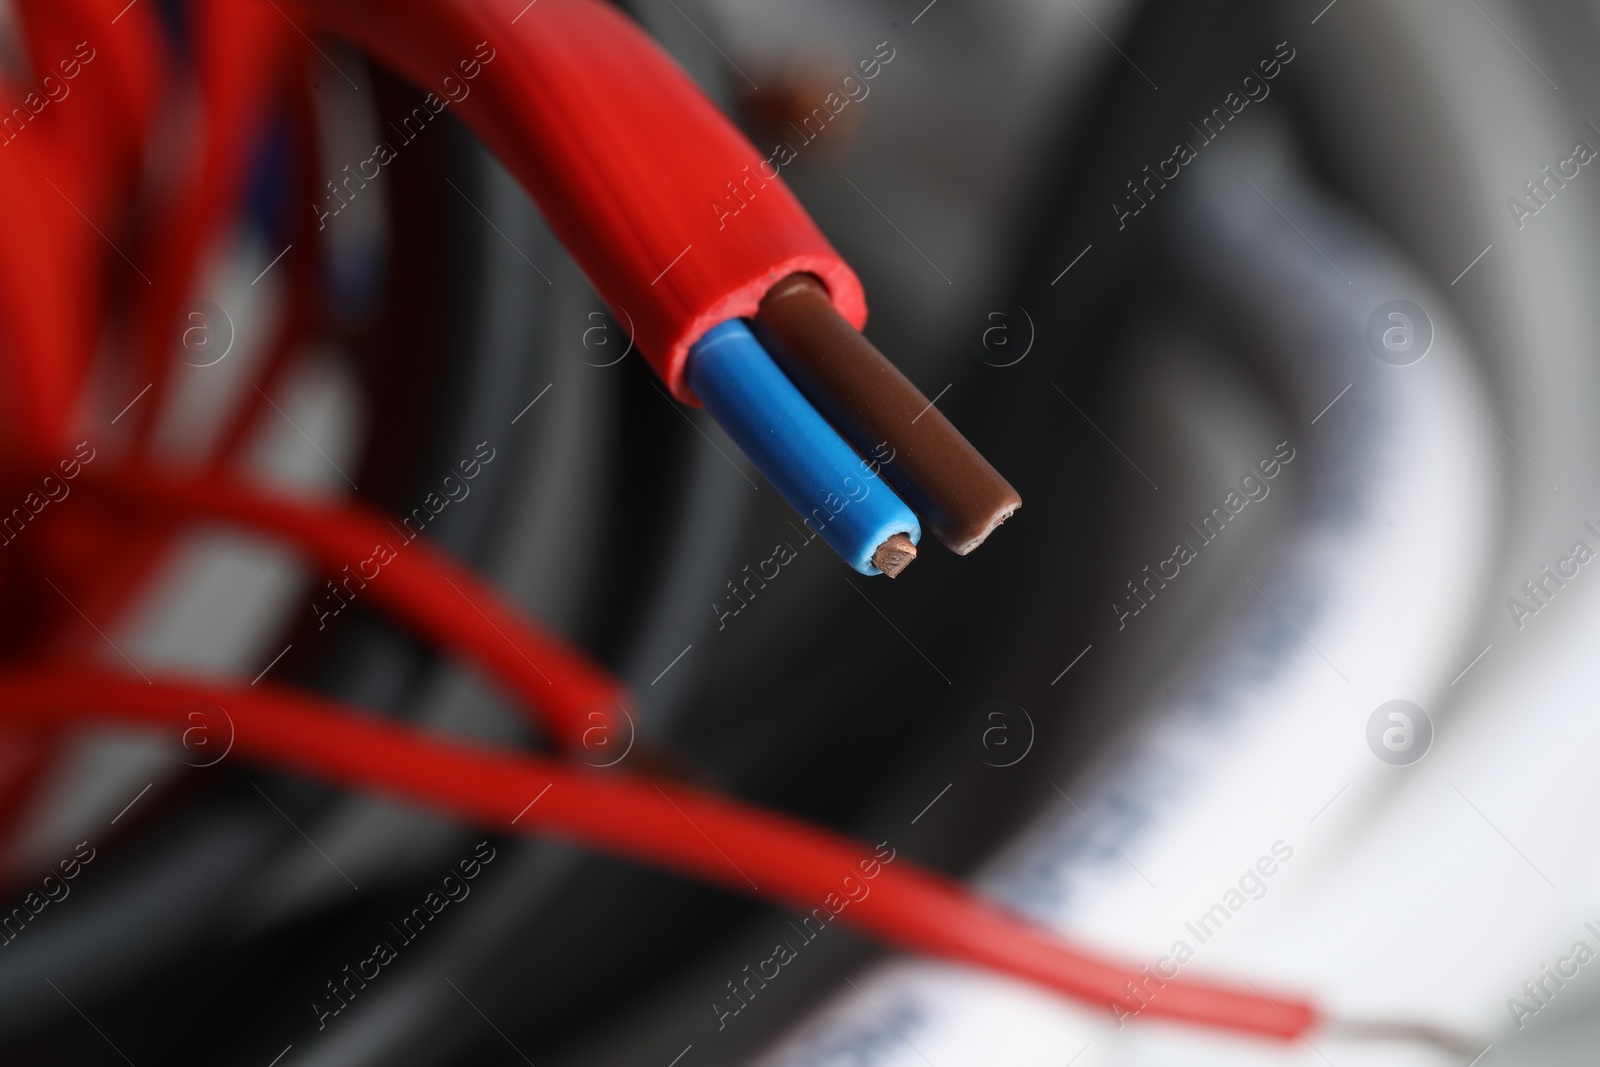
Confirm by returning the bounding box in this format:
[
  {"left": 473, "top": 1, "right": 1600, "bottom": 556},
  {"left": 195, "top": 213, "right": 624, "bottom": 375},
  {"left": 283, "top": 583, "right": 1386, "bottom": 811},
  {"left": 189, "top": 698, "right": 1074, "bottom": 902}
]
[{"left": 5, "top": 0, "right": 1600, "bottom": 1063}]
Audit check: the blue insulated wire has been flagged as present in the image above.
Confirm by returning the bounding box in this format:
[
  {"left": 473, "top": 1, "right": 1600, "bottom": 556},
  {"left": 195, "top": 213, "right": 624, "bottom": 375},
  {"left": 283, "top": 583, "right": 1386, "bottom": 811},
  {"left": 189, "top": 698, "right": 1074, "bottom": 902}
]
[{"left": 686, "top": 319, "right": 921, "bottom": 575}]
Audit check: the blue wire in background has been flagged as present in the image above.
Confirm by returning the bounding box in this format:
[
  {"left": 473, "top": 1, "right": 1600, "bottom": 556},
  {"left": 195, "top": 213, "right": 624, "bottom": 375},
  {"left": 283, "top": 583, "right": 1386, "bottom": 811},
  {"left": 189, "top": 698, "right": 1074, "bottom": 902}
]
[{"left": 687, "top": 320, "right": 921, "bottom": 575}]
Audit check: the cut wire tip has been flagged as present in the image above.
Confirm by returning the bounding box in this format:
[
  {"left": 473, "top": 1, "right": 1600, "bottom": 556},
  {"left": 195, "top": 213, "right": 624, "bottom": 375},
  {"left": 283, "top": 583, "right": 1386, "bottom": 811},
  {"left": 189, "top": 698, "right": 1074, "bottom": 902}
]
[
  {"left": 872, "top": 532, "right": 917, "bottom": 577},
  {"left": 951, "top": 499, "right": 1020, "bottom": 556}
]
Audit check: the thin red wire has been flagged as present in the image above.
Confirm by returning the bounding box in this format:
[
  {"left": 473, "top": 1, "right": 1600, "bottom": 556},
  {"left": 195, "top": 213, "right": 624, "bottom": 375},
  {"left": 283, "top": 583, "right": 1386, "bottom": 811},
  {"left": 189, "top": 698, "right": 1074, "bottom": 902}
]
[
  {"left": 0, "top": 0, "right": 163, "bottom": 451},
  {"left": 128, "top": 0, "right": 294, "bottom": 454},
  {"left": 0, "top": 2, "right": 305, "bottom": 863},
  {"left": 0, "top": 670, "right": 1318, "bottom": 1039},
  {"left": 68, "top": 467, "right": 627, "bottom": 751},
  {"left": 0, "top": 0, "right": 169, "bottom": 864}
]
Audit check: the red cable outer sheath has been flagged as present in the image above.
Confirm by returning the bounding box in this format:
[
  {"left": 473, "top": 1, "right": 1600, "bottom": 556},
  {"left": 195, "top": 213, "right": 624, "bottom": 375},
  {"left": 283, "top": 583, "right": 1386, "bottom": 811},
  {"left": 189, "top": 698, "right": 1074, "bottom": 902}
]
[
  {"left": 1, "top": 670, "right": 1318, "bottom": 1039},
  {"left": 287, "top": 0, "right": 866, "bottom": 403},
  {"left": 0, "top": 0, "right": 164, "bottom": 451},
  {"left": 16, "top": 0, "right": 164, "bottom": 168}
]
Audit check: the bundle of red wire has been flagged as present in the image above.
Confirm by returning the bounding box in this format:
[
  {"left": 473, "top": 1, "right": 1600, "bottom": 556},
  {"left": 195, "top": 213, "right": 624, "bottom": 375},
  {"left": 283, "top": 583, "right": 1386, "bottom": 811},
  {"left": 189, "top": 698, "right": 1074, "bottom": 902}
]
[{"left": 0, "top": 0, "right": 1316, "bottom": 1040}]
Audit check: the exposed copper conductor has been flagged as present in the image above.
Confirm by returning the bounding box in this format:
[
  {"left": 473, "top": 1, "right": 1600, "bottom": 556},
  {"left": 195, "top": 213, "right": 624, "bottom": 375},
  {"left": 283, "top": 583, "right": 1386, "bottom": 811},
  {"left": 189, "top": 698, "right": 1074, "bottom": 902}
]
[{"left": 871, "top": 532, "right": 918, "bottom": 577}]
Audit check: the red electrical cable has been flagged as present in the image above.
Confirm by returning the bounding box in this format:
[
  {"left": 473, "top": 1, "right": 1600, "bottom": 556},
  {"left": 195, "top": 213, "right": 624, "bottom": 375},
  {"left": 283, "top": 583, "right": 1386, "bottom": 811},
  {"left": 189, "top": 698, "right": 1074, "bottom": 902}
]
[
  {"left": 15, "top": 0, "right": 165, "bottom": 167},
  {"left": 0, "top": 669, "right": 1318, "bottom": 1039},
  {"left": 0, "top": 0, "right": 170, "bottom": 857},
  {"left": 287, "top": 0, "right": 866, "bottom": 404},
  {"left": 64, "top": 467, "right": 627, "bottom": 752},
  {"left": 0, "top": 0, "right": 164, "bottom": 450},
  {"left": 128, "top": 0, "right": 295, "bottom": 453},
  {"left": 0, "top": 121, "right": 99, "bottom": 451}
]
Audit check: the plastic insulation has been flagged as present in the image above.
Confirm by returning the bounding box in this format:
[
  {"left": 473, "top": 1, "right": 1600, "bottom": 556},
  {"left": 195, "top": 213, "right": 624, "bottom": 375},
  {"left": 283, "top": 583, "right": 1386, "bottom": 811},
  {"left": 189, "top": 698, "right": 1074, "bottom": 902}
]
[
  {"left": 0, "top": 669, "right": 1318, "bottom": 1040},
  {"left": 128, "top": 0, "right": 295, "bottom": 452},
  {"left": 15, "top": 0, "right": 165, "bottom": 166},
  {"left": 285, "top": 0, "right": 864, "bottom": 403},
  {"left": 0, "top": 0, "right": 164, "bottom": 451},
  {"left": 755, "top": 274, "right": 1021, "bottom": 555},
  {"left": 0, "top": 0, "right": 169, "bottom": 854},
  {"left": 66, "top": 468, "right": 627, "bottom": 753},
  {"left": 687, "top": 320, "right": 920, "bottom": 576}
]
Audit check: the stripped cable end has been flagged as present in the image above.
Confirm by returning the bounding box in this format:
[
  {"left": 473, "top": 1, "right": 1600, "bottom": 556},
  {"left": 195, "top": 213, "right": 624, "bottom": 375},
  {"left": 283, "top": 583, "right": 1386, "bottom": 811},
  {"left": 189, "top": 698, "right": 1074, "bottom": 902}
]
[
  {"left": 872, "top": 532, "right": 917, "bottom": 577},
  {"left": 754, "top": 274, "right": 1020, "bottom": 557}
]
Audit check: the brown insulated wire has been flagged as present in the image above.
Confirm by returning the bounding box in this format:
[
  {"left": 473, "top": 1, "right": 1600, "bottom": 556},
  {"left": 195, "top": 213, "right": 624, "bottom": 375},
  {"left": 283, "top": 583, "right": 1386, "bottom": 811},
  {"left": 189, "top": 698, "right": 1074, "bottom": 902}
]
[{"left": 754, "top": 274, "right": 1020, "bottom": 555}]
